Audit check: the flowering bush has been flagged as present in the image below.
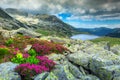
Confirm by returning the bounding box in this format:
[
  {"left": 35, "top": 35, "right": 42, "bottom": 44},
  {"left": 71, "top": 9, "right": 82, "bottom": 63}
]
[
  {"left": 15, "top": 56, "right": 55, "bottom": 80},
  {"left": 36, "top": 56, "right": 55, "bottom": 70},
  {"left": 32, "top": 42, "right": 68, "bottom": 55}
]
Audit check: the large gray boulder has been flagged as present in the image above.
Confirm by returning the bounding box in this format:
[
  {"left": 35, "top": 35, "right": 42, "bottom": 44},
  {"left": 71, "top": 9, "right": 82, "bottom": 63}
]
[
  {"left": 46, "top": 64, "right": 76, "bottom": 80},
  {"left": 0, "top": 28, "right": 41, "bottom": 38},
  {"left": 67, "top": 42, "right": 120, "bottom": 80},
  {"left": 67, "top": 51, "right": 93, "bottom": 68},
  {"left": 0, "top": 62, "right": 21, "bottom": 80}
]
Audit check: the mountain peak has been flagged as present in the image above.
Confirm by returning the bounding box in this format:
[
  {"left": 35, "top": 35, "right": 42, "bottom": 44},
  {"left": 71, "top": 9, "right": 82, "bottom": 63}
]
[{"left": 0, "top": 8, "right": 13, "bottom": 19}]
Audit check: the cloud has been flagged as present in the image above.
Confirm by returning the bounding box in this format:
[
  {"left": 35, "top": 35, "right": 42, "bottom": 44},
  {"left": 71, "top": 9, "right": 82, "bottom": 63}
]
[
  {"left": 68, "top": 22, "right": 120, "bottom": 28},
  {"left": 0, "top": 0, "right": 120, "bottom": 28}
]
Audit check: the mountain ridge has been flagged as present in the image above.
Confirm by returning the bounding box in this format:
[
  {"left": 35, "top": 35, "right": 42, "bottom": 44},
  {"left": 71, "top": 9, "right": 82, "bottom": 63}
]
[
  {"left": 5, "top": 8, "right": 80, "bottom": 37},
  {"left": 0, "top": 8, "right": 28, "bottom": 30},
  {"left": 76, "top": 27, "right": 113, "bottom": 36}
]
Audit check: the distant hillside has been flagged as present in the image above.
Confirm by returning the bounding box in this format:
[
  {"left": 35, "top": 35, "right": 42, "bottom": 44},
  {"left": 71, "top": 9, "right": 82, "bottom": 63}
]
[
  {"left": 106, "top": 28, "right": 120, "bottom": 38},
  {"left": 76, "top": 27, "right": 113, "bottom": 36},
  {"left": 6, "top": 8, "right": 81, "bottom": 37},
  {"left": 0, "top": 8, "right": 28, "bottom": 30},
  {"left": 5, "top": 8, "right": 28, "bottom": 16}
]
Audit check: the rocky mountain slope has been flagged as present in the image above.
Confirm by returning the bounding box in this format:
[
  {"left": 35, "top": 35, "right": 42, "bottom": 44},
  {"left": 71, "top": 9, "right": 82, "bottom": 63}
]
[
  {"left": 0, "top": 8, "right": 28, "bottom": 30},
  {"left": 106, "top": 28, "right": 120, "bottom": 38},
  {"left": 0, "top": 31, "right": 120, "bottom": 80},
  {"left": 6, "top": 8, "right": 80, "bottom": 37},
  {"left": 5, "top": 8, "right": 28, "bottom": 16}
]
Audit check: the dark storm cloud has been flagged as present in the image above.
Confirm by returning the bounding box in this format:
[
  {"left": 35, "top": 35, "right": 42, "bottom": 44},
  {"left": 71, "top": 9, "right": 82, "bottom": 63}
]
[{"left": 0, "top": 0, "right": 120, "bottom": 20}]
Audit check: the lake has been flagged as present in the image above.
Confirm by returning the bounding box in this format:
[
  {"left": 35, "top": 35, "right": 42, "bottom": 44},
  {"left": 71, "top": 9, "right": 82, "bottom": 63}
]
[{"left": 71, "top": 34, "right": 100, "bottom": 40}]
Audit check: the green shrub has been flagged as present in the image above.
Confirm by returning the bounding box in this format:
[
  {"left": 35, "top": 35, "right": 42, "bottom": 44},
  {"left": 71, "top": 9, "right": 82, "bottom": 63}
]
[
  {"left": 5, "top": 38, "right": 14, "bottom": 46},
  {"left": 0, "top": 48, "right": 10, "bottom": 55},
  {"left": 28, "top": 49, "right": 37, "bottom": 56},
  {"left": 11, "top": 53, "right": 25, "bottom": 64},
  {"left": 0, "top": 48, "right": 10, "bottom": 60},
  {"left": 25, "top": 56, "right": 39, "bottom": 64}
]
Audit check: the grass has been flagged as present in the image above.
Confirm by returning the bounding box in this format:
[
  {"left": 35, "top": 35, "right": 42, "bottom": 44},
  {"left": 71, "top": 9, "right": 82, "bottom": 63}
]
[{"left": 91, "top": 37, "right": 120, "bottom": 46}]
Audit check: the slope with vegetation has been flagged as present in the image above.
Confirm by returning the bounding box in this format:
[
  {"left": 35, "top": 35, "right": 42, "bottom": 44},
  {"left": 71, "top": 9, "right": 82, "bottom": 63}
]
[
  {"left": 0, "top": 34, "right": 68, "bottom": 80},
  {"left": 6, "top": 8, "right": 81, "bottom": 37},
  {"left": 91, "top": 37, "right": 120, "bottom": 46}
]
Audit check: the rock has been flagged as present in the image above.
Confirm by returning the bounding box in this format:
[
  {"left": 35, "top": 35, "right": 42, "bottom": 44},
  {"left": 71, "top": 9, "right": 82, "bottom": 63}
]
[
  {"left": 47, "top": 53, "right": 68, "bottom": 65},
  {"left": 50, "top": 38, "right": 66, "bottom": 44},
  {"left": 67, "top": 51, "right": 93, "bottom": 68},
  {"left": 45, "top": 72, "right": 58, "bottom": 80},
  {"left": 34, "top": 72, "right": 49, "bottom": 80},
  {"left": 111, "top": 45, "right": 120, "bottom": 55},
  {"left": 81, "top": 75, "right": 100, "bottom": 80},
  {"left": 45, "top": 65, "right": 76, "bottom": 80},
  {"left": 24, "top": 45, "right": 32, "bottom": 51},
  {"left": 0, "top": 62, "right": 21, "bottom": 80},
  {"left": 98, "top": 65, "right": 120, "bottom": 80},
  {"left": 0, "top": 28, "right": 41, "bottom": 38},
  {"left": 12, "top": 28, "right": 41, "bottom": 38},
  {"left": 89, "top": 52, "right": 120, "bottom": 74},
  {"left": 68, "top": 63, "right": 83, "bottom": 78}
]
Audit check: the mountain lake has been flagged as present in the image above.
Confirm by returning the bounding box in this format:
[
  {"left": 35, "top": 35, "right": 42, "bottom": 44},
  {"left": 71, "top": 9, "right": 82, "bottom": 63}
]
[{"left": 71, "top": 34, "right": 100, "bottom": 40}]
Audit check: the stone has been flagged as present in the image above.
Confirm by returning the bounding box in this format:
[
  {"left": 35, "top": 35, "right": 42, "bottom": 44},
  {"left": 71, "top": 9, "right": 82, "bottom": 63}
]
[
  {"left": 67, "top": 51, "right": 93, "bottom": 68},
  {"left": 111, "top": 45, "right": 120, "bottom": 55},
  {"left": 24, "top": 45, "right": 32, "bottom": 51},
  {"left": 68, "top": 63, "right": 83, "bottom": 79},
  {"left": 89, "top": 52, "right": 120, "bottom": 74},
  {"left": 0, "top": 62, "right": 21, "bottom": 80},
  {"left": 81, "top": 75, "right": 100, "bottom": 80},
  {"left": 12, "top": 28, "right": 41, "bottom": 38},
  {"left": 45, "top": 65, "right": 76, "bottom": 80},
  {"left": 98, "top": 65, "right": 120, "bottom": 80},
  {"left": 0, "top": 28, "right": 41, "bottom": 38},
  {"left": 34, "top": 72, "right": 49, "bottom": 80}
]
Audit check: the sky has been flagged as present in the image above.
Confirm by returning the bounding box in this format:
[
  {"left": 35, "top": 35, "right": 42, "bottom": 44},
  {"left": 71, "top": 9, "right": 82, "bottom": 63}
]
[{"left": 0, "top": 0, "right": 120, "bottom": 28}]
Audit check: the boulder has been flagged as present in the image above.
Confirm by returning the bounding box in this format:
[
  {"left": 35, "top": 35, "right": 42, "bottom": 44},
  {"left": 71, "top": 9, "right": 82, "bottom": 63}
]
[
  {"left": 45, "top": 65, "right": 76, "bottom": 80},
  {"left": 0, "top": 28, "right": 41, "bottom": 38},
  {"left": 111, "top": 45, "right": 120, "bottom": 55},
  {"left": 98, "top": 65, "right": 120, "bottom": 80},
  {"left": 34, "top": 72, "right": 49, "bottom": 80},
  {"left": 12, "top": 28, "right": 41, "bottom": 38},
  {"left": 67, "top": 51, "right": 93, "bottom": 68},
  {"left": 0, "top": 62, "right": 21, "bottom": 80}
]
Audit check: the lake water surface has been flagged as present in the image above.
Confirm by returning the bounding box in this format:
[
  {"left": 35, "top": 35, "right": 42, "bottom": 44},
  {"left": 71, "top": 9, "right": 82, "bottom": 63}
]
[{"left": 71, "top": 34, "right": 100, "bottom": 40}]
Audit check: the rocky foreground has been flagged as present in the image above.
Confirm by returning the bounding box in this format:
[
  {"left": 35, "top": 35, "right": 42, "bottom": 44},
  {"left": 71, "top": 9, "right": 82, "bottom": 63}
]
[{"left": 0, "top": 29, "right": 120, "bottom": 80}]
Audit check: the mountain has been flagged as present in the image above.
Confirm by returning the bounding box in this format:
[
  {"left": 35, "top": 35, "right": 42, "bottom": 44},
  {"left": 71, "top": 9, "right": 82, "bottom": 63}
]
[
  {"left": 6, "top": 8, "right": 80, "bottom": 37},
  {"left": 5, "top": 8, "right": 28, "bottom": 16},
  {"left": 76, "top": 27, "right": 113, "bottom": 36},
  {"left": 0, "top": 8, "right": 28, "bottom": 30},
  {"left": 106, "top": 28, "right": 120, "bottom": 38}
]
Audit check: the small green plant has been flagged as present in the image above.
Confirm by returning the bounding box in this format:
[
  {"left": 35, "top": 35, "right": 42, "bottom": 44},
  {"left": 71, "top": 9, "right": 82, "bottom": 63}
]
[
  {"left": 5, "top": 38, "right": 14, "bottom": 46},
  {"left": 0, "top": 48, "right": 10, "bottom": 60},
  {"left": 0, "top": 48, "right": 10, "bottom": 55},
  {"left": 11, "top": 53, "right": 25, "bottom": 64},
  {"left": 28, "top": 49, "right": 37, "bottom": 56},
  {"left": 25, "top": 56, "right": 39, "bottom": 64}
]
